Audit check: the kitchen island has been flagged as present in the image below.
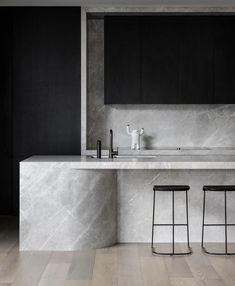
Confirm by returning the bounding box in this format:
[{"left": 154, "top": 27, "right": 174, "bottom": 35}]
[{"left": 20, "top": 155, "right": 235, "bottom": 250}]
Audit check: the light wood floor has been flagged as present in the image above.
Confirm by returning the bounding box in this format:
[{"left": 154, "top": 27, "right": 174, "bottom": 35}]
[{"left": 1, "top": 216, "right": 235, "bottom": 286}]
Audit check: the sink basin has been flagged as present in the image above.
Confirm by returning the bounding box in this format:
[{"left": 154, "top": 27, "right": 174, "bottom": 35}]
[
  {"left": 90, "top": 147, "right": 235, "bottom": 159},
  {"left": 91, "top": 155, "right": 157, "bottom": 159},
  {"left": 115, "top": 155, "right": 157, "bottom": 158}
]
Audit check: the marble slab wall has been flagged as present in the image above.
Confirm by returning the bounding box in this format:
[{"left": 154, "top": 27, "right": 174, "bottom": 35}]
[{"left": 87, "top": 19, "right": 235, "bottom": 150}]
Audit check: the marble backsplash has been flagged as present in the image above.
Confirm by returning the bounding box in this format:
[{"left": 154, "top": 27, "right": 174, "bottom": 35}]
[{"left": 87, "top": 19, "right": 235, "bottom": 150}]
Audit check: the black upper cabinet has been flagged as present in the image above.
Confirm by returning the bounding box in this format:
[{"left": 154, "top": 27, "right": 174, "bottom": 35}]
[
  {"left": 214, "top": 17, "right": 235, "bottom": 103},
  {"left": 179, "top": 17, "right": 214, "bottom": 104},
  {"left": 104, "top": 16, "right": 141, "bottom": 104},
  {"left": 141, "top": 16, "right": 180, "bottom": 103},
  {"left": 104, "top": 15, "right": 235, "bottom": 104}
]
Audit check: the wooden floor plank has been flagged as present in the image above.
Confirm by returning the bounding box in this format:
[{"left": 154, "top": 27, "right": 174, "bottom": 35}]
[
  {"left": 0, "top": 246, "right": 21, "bottom": 283},
  {"left": 202, "top": 279, "right": 226, "bottom": 286},
  {"left": 91, "top": 251, "right": 117, "bottom": 286},
  {"left": 185, "top": 251, "right": 219, "bottom": 282},
  {"left": 209, "top": 256, "right": 235, "bottom": 286},
  {"left": 67, "top": 250, "right": 95, "bottom": 281},
  {"left": 37, "top": 263, "right": 70, "bottom": 286},
  {"left": 117, "top": 244, "right": 144, "bottom": 286},
  {"left": 164, "top": 256, "right": 193, "bottom": 278},
  {"left": 50, "top": 251, "right": 73, "bottom": 264},
  {"left": 140, "top": 256, "right": 171, "bottom": 286},
  {"left": 65, "top": 281, "right": 91, "bottom": 286},
  {"left": 11, "top": 251, "right": 51, "bottom": 286},
  {"left": 170, "top": 277, "right": 199, "bottom": 286}
]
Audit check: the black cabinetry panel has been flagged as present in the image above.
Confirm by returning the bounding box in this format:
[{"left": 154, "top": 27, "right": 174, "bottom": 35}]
[
  {"left": 104, "top": 15, "right": 235, "bottom": 104},
  {"left": 104, "top": 16, "right": 141, "bottom": 104},
  {"left": 141, "top": 16, "right": 180, "bottom": 103},
  {"left": 12, "top": 7, "right": 81, "bottom": 214},
  {"left": 13, "top": 8, "right": 81, "bottom": 157},
  {"left": 0, "top": 7, "right": 81, "bottom": 215},
  {"left": 178, "top": 17, "right": 214, "bottom": 104},
  {"left": 0, "top": 8, "right": 13, "bottom": 214},
  {"left": 214, "top": 17, "right": 235, "bottom": 103}
]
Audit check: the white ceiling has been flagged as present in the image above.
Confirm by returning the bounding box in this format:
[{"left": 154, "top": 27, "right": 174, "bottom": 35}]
[{"left": 1, "top": 0, "right": 235, "bottom": 6}]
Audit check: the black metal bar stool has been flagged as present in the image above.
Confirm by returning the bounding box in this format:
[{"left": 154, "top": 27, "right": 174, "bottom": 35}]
[
  {"left": 151, "top": 185, "right": 192, "bottom": 255},
  {"left": 202, "top": 185, "right": 235, "bottom": 255}
]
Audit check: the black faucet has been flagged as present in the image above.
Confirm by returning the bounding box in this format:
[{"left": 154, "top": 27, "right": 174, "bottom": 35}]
[{"left": 109, "top": 129, "right": 118, "bottom": 158}]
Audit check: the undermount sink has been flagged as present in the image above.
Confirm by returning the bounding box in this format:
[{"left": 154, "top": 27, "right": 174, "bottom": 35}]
[
  {"left": 90, "top": 147, "right": 235, "bottom": 159},
  {"left": 91, "top": 155, "right": 157, "bottom": 159}
]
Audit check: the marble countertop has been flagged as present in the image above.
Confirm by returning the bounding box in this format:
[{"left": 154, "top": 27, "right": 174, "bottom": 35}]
[{"left": 21, "top": 155, "right": 235, "bottom": 169}]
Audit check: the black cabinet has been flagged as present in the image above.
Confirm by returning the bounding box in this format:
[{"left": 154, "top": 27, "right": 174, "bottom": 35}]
[
  {"left": 0, "top": 8, "right": 13, "bottom": 214},
  {"left": 104, "top": 16, "right": 141, "bottom": 104},
  {"left": 214, "top": 17, "right": 235, "bottom": 103},
  {"left": 12, "top": 7, "right": 81, "bottom": 214},
  {"left": 178, "top": 17, "right": 214, "bottom": 104},
  {"left": 0, "top": 7, "right": 81, "bottom": 215},
  {"left": 13, "top": 8, "right": 81, "bottom": 157},
  {"left": 104, "top": 15, "right": 235, "bottom": 104},
  {"left": 141, "top": 16, "right": 180, "bottom": 103}
]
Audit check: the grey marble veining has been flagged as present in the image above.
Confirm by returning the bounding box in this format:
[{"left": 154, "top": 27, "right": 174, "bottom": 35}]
[
  {"left": 86, "top": 19, "right": 235, "bottom": 151},
  {"left": 20, "top": 158, "right": 235, "bottom": 249},
  {"left": 20, "top": 162, "right": 117, "bottom": 250}
]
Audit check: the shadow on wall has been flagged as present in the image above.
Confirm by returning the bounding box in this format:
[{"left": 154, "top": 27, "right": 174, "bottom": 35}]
[{"left": 142, "top": 134, "right": 155, "bottom": 149}]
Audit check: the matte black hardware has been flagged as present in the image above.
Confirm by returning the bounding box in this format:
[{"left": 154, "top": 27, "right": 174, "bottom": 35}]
[
  {"left": 109, "top": 129, "right": 118, "bottom": 159},
  {"left": 201, "top": 185, "right": 235, "bottom": 255},
  {"left": 151, "top": 185, "right": 192, "bottom": 256},
  {"left": 97, "top": 140, "right": 102, "bottom": 159}
]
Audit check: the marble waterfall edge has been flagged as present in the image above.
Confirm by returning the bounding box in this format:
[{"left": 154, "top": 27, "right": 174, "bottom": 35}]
[{"left": 20, "top": 162, "right": 117, "bottom": 250}]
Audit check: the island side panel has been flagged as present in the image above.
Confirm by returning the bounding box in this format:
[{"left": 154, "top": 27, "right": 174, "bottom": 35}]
[
  {"left": 20, "top": 162, "right": 117, "bottom": 250},
  {"left": 117, "top": 170, "right": 235, "bottom": 243}
]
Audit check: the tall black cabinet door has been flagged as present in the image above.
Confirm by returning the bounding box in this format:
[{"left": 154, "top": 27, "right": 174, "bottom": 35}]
[
  {"left": 0, "top": 8, "right": 13, "bottom": 214},
  {"left": 214, "top": 16, "right": 235, "bottom": 103},
  {"left": 179, "top": 17, "right": 214, "bottom": 104},
  {"left": 104, "top": 16, "right": 141, "bottom": 104},
  {"left": 141, "top": 16, "right": 180, "bottom": 104},
  {"left": 12, "top": 7, "right": 81, "bottom": 214}
]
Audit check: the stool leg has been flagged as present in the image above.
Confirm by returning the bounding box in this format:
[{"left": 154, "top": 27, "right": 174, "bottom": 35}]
[
  {"left": 202, "top": 190, "right": 206, "bottom": 250},
  {"left": 186, "top": 191, "right": 190, "bottom": 249},
  {"left": 151, "top": 190, "right": 156, "bottom": 249},
  {"left": 172, "top": 190, "right": 175, "bottom": 255},
  {"left": 225, "top": 190, "right": 228, "bottom": 254}
]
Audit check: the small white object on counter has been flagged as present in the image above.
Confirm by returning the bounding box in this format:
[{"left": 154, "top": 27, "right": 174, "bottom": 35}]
[{"left": 126, "top": 124, "right": 144, "bottom": 150}]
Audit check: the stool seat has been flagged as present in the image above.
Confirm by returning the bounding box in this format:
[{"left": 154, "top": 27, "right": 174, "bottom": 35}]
[
  {"left": 153, "top": 185, "right": 190, "bottom": 191},
  {"left": 203, "top": 185, "right": 235, "bottom": 192}
]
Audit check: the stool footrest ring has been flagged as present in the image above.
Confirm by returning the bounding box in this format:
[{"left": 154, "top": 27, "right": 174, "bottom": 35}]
[
  {"left": 152, "top": 246, "right": 192, "bottom": 256},
  {"left": 154, "top": 223, "right": 187, "bottom": 226},
  {"left": 202, "top": 246, "right": 235, "bottom": 255},
  {"left": 203, "top": 223, "right": 235, "bottom": 226}
]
